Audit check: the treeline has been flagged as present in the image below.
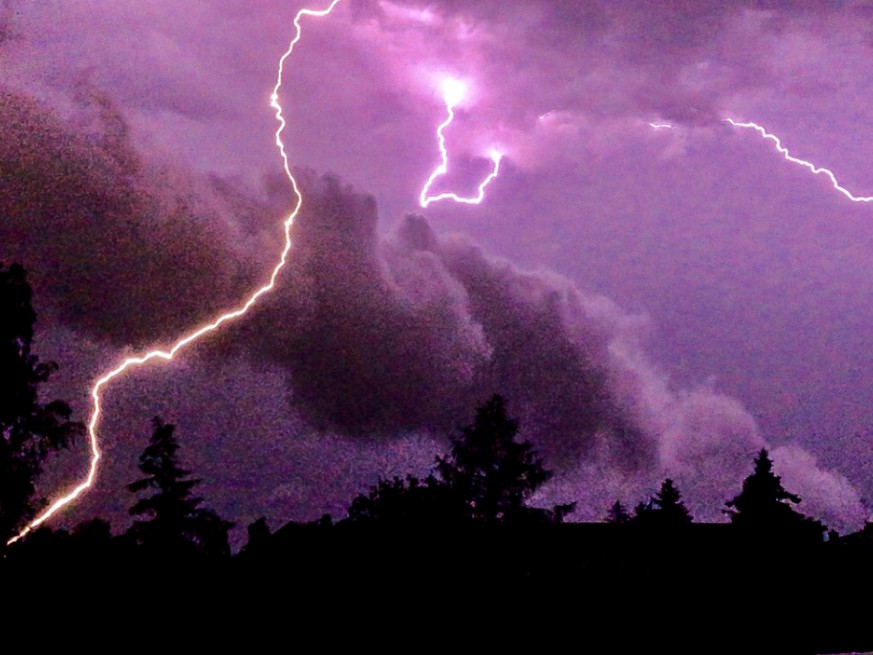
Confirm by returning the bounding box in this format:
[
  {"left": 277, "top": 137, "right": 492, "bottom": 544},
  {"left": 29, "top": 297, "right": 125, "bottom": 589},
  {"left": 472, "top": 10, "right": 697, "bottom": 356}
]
[{"left": 3, "top": 260, "right": 872, "bottom": 651}]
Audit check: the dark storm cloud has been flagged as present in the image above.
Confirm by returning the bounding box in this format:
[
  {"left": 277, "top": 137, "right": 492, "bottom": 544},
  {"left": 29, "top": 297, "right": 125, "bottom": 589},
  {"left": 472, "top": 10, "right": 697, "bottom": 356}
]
[
  {"left": 0, "top": 87, "right": 281, "bottom": 348},
  {"left": 224, "top": 172, "right": 865, "bottom": 529},
  {"left": 2, "top": 0, "right": 868, "bottom": 532},
  {"left": 227, "top": 170, "right": 650, "bottom": 467},
  {"left": 0, "top": 84, "right": 863, "bottom": 529}
]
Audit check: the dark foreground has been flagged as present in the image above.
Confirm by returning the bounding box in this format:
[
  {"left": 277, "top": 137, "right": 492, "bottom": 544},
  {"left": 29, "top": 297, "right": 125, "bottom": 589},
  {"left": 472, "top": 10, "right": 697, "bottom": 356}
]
[{"left": 4, "top": 522, "right": 871, "bottom": 653}]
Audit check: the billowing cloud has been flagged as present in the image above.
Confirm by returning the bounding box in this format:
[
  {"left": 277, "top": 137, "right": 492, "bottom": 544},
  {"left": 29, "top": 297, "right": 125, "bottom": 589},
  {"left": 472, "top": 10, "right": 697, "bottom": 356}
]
[
  {"left": 1, "top": 86, "right": 864, "bottom": 532},
  {"left": 772, "top": 445, "right": 868, "bottom": 532},
  {"left": 225, "top": 173, "right": 867, "bottom": 531},
  {"left": 0, "top": 87, "right": 286, "bottom": 348}
]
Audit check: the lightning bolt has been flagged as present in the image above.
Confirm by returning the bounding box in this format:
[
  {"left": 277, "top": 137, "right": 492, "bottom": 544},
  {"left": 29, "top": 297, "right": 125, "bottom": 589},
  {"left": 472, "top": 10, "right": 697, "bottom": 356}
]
[
  {"left": 7, "top": 0, "right": 344, "bottom": 547},
  {"left": 648, "top": 122, "right": 673, "bottom": 130},
  {"left": 419, "top": 77, "right": 502, "bottom": 208},
  {"left": 725, "top": 118, "right": 873, "bottom": 203}
]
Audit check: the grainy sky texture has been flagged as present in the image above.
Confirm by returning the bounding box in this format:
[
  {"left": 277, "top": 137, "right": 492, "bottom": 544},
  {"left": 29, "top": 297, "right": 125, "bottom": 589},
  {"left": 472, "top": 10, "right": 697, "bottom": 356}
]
[{"left": 2, "top": 0, "right": 873, "bottom": 538}]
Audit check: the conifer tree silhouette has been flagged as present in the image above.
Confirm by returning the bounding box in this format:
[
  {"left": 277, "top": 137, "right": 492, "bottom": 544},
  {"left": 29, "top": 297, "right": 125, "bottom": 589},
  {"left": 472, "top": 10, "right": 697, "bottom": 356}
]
[
  {"left": 127, "top": 418, "right": 232, "bottom": 557},
  {"left": 725, "top": 448, "right": 823, "bottom": 540}
]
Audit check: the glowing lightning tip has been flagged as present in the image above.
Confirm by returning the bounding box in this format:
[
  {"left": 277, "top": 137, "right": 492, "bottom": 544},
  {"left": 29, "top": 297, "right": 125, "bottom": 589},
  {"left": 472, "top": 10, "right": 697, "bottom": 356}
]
[{"left": 441, "top": 77, "right": 466, "bottom": 107}]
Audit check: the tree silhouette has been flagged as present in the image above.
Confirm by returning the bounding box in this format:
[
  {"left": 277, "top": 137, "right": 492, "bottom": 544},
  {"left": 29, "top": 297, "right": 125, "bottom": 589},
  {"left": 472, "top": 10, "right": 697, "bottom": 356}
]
[
  {"left": 725, "top": 448, "right": 823, "bottom": 539},
  {"left": 127, "top": 417, "right": 232, "bottom": 558},
  {"left": 346, "top": 395, "right": 572, "bottom": 525},
  {"left": 347, "top": 474, "right": 465, "bottom": 525},
  {"left": 653, "top": 478, "right": 693, "bottom": 525},
  {"left": 437, "top": 394, "right": 572, "bottom": 523},
  {"left": 632, "top": 478, "right": 692, "bottom": 527},
  {"left": 0, "top": 262, "right": 82, "bottom": 545},
  {"left": 605, "top": 500, "right": 631, "bottom": 524}
]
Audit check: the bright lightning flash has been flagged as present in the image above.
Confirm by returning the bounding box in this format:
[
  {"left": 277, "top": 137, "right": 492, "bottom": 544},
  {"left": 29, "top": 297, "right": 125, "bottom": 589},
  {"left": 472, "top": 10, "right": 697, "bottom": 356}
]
[
  {"left": 419, "top": 77, "right": 502, "bottom": 208},
  {"left": 725, "top": 118, "right": 873, "bottom": 203},
  {"left": 441, "top": 77, "right": 466, "bottom": 107},
  {"left": 7, "top": 0, "right": 344, "bottom": 547}
]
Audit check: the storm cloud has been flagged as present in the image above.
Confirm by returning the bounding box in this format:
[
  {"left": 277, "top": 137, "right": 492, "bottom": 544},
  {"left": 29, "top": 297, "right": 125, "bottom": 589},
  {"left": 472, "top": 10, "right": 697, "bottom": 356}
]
[
  {"left": 0, "top": 86, "right": 284, "bottom": 348},
  {"left": 2, "top": 1, "right": 870, "bottom": 534},
  {"left": 228, "top": 172, "right": 867, "bottom": 529}
]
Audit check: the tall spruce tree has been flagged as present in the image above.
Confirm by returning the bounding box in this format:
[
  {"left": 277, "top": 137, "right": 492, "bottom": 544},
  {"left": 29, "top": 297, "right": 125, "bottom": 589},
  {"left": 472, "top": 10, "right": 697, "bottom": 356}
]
[
  {"left": 127, "top": 418, "right": 232, "bottom": 558},
  {"left": 436, "top": 394, "right": 570, "bottom": 523},
  {"left": 725, "top": 448, "right": 824, "bottom": 540}
]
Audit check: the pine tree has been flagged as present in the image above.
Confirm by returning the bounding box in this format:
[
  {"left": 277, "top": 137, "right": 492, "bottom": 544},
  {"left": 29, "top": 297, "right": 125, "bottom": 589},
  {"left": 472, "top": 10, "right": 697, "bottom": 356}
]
[
  {"left": 632, "top": 478, "right": 692, "bottom": 527},
  {"left": 0, "top": 262, "right": 82, "bottom": 545},
  {"left": 127, "top": 418, "right": 232, "bottom": 558},
  {"left": 605, "top": 500, "right": 631, "bottom": 524},
  {"left": 725, "top": 448, "right": 823, "bottom": 540},
  {"left": 653, "top": 478, "right": 693, "bottom": 526},
  {"left": 437, "top": 394, "right": 561, "bottom": 523}
]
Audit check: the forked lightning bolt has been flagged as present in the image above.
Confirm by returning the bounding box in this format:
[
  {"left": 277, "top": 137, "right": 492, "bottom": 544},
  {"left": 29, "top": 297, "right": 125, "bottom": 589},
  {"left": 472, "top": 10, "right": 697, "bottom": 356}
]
[
  {"left": 419, "top": 77, "right": 502, "bottom": 208},
  {"left": 725, "top": 118, "right": 873, "bottom": 203},
  {"left": 7, "top": 0, "right": 344, "bottom": 546}
]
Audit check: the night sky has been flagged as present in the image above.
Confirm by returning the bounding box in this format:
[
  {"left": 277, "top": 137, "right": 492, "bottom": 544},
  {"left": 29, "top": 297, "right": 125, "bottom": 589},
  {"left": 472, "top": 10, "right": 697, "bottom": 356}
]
[{"left": 2, "top": 0, "right": 873, "bottom": 543}]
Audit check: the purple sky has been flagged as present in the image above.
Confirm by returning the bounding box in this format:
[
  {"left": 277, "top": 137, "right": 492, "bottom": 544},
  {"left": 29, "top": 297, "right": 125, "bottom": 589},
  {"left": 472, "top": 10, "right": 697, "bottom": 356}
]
[{"left": 3, "top": 0, "right": 873, "bottom": 540}]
